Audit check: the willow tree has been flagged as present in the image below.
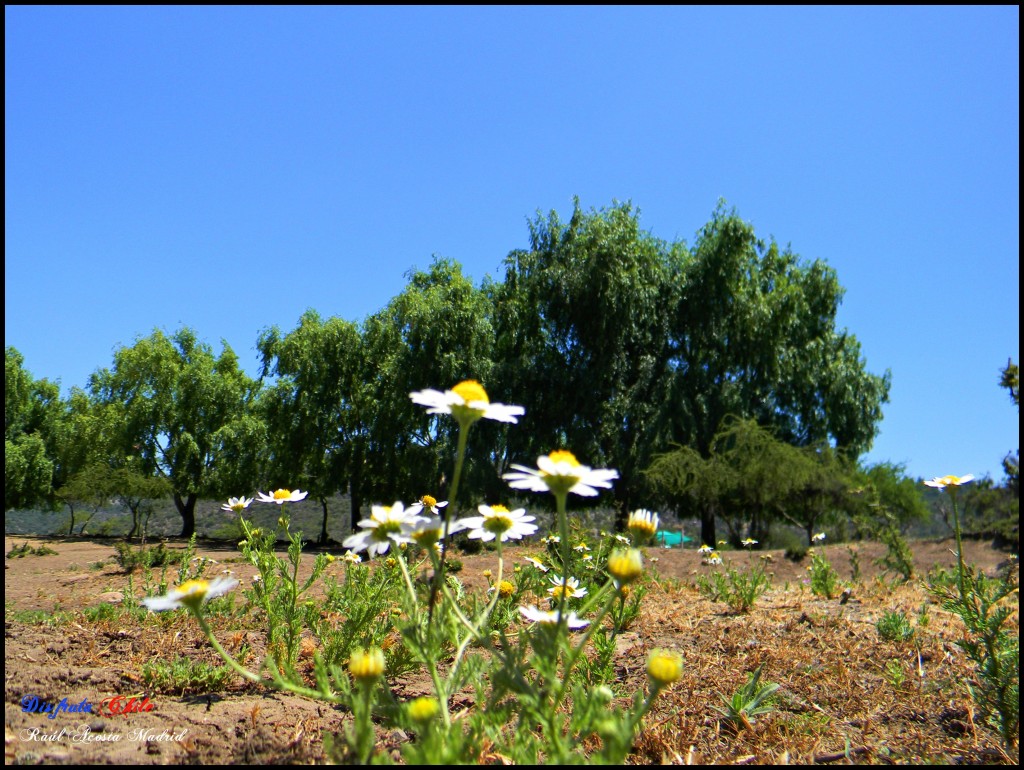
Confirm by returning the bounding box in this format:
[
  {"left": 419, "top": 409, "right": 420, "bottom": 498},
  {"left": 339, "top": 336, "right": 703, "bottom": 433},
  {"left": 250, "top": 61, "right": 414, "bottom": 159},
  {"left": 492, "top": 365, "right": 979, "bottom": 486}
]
[
  {"left": 89, "top": 328, "right": 259, "bottom": 537},
  {"left": 663, "top": 204, "right": 890, "bottom": 545},
  {"left": 492, "top": 199, "right": 682, "bottom": 522},
  {"left": 257, "top": 310, "right": 364, "bottom": 542},
  {"left": 5, "top": 347, "right": 61, "bottom": 512},
  {"left": 359, "top": 257, "right": 499, "bottom": 518},
  {"left": 646, "top": 417, "right": 811, "bottom": 547}
]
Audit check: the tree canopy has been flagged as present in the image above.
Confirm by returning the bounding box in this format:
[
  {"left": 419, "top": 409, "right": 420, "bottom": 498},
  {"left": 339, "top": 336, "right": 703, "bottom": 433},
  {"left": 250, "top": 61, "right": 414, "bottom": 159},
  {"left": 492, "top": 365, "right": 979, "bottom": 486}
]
[{"left": 7, "top": 199, "right": 898, "bottom": 546}]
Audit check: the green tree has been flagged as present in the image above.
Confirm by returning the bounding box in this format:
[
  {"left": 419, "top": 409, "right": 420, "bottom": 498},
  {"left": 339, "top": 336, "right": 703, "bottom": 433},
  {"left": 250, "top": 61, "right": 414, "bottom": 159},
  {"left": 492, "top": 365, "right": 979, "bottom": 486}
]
[
  {"left": 5, "top": 347, "right": 60, "bottom": 511},
  {"left": 56, "top": 461, "right": 171, "bottom": 538},
  {"left": 89, "top": 328, "right": 259, "bottom": 537},
  {"left": 360, "top": 257, "right": 499, "bottom": 519},
  {"left": 492, "top": 199, "right": 681, "bottom": 523},
  {"left": 999, "top": 358, "right": 1018, "bottom": 496},
  {"left": 663, "top": 203, "right": 890, "bottom": 545},
  {"left": 779, "top": 444, "right": 858, "bottom": 546},
  {"left": 257, "top": 310, "right": 364, "bottom": 542}
]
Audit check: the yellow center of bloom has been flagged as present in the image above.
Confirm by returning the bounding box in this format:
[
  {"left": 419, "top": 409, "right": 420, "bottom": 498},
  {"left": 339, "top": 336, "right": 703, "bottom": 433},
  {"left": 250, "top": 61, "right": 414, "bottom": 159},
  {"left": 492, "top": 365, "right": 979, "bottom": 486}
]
[
  {"left": 550, "top": 586, "right": 572, "bottom": 600},
  {"left": 647, "top": 650, "right": 683, "bottom": 687},
  {"left": 547, "top": 450, "right": 581, "bottom": 468},
  {"left": 177, "top": 580, "right": 209, "bottom": 598},
  {"left": 348, "top": 647, "right": 385, "bottom": 681},
  {"left": 490, "top": 504, "right": 510, "bottom": 514},
  {"left": 452, "top": 379, "right": 489, "bottom": 404},
  {"left": 607, "top": 549, "right": 644, "bottom": 585},
  {"left": 273, "top": 489, "right": 292, "bottom": 500},
  {"left": 497, "top": 580, "right": 515, "bottom": 598},
  {"left": 407, "top": 696, "right": 440, "bottom": 722},
  {"left": 420, "top": 494, "right": 437, "bottom": 507}
]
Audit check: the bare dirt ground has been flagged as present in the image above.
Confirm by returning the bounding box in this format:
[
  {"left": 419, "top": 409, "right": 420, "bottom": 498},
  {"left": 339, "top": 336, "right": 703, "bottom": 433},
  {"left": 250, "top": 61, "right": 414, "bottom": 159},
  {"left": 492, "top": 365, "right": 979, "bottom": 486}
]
[{"left": 4, "top": 535, "right": 1019, "bottom": 765}]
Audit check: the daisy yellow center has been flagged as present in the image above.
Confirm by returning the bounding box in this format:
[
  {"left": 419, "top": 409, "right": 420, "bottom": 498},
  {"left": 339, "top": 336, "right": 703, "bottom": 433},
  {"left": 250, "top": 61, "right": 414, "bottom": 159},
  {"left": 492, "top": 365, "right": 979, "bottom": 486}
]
[
  {"left": 607, "top": 549, "right": 644, "bottom": 585},
  {"left": 348, "top": 648, "right": 385, "bottom": 681},
  {"left": 452, "top": 379, "right": 489, "bottom": 404},
  {"left": 484, "top": 508, "right": 514, "bottom": 535},
  {"left": 647, "top": 650, "right": 683, "bottom": 686},
  {"left": 550, "top": 586, "right": 572, "bottom": 600},
  {"left": 497, "top": 580, "right": 515, "bottom": 597},
  {"left": 420, "top": 495, "right": 437, "bottom": 507},
  {"left": 547, "top": 450, "right": 581, "bottom": 468},
  {"left": 273, "top": 489, "right": 292, "bottom": 500},
  {"left": 177, "top": 580, "right": 209, "bottom": 599},
  {"left": 407, "top": 696, "right": 440, "bottom": 722}
]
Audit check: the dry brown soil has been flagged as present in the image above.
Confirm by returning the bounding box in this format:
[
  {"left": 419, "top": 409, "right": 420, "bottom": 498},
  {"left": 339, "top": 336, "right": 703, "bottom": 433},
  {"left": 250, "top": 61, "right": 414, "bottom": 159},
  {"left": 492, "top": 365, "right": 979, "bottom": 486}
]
[{"left": 4, "top": 535, "right": 1019, "bottom": 765}]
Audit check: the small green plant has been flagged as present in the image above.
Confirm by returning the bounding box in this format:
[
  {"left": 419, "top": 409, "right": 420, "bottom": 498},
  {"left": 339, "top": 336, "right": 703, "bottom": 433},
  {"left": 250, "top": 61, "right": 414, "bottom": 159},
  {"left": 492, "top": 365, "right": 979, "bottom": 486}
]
[
  {"left": 873, "top": 522, "right": 915, "bottom": 581},
  {"left": 6, "top": 542, "right": 58, "bottom": 559},
  {"left": 113, "top": 540, "right": 176, "bottom": 571},
  {"left": 784, "top": 544, "right": 808, "bottom": 562},
  {"left": 883, "top": 659, "right": 906, "bottom": 688},
  {"left": 696, "top": 557, "right": 772, "bottom": 614},
  {"left": 876, "top": 609, "right": 915, "bottom": 643},
  {"left": 808, "top": 550, "right": 841, "bottom": 599},
  {"left": 924, "top": 474, "right": 1019, "bottom": 748},
  {"left": 715, "top": 664, "right": 780, "bottom": 732},
  {"left": 729, "top": 565, "right": 771, "bottom": 613},
  {"left": 846, "top": 545, "right": 861, "bottom": 583},
  {"left": 140, "top": 656, "right": 233, "bottom": 695}
]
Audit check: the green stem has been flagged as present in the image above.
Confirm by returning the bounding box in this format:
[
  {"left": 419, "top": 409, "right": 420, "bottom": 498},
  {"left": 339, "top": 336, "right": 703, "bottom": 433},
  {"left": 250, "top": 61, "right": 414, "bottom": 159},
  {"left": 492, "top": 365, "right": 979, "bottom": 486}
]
[
  {"left": 429, "top": 420, "right": 472, "bottom": 624},
  {"left": 194, "top": 610, "right": 263, "bottom": 685},
  {"left": 555, "top": 489, "right": 571, "bottom": 637}
]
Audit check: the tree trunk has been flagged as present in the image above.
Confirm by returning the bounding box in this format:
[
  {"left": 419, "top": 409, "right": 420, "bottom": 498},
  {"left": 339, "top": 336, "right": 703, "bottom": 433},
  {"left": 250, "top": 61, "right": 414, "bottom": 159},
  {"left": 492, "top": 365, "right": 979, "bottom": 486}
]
[
  {"left": 319, "top": 496, "right": 329, "bottom": 545},
  {"left": 700, "top": 504, "right": 716, "bottom": 548},
  {"left": 175, "top": 492, "right": 198, "bottom": 538}
]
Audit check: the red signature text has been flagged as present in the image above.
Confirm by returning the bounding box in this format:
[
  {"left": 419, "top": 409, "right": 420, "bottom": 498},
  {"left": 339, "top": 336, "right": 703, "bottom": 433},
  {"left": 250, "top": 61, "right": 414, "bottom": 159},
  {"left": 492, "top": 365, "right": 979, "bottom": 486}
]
[{"left": 98, "top": 696, "right": 155, "bottom": 717}]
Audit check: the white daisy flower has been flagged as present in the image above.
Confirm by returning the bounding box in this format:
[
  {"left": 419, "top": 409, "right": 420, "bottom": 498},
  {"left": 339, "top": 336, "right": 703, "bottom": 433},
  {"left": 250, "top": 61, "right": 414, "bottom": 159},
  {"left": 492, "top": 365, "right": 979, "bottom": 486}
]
[
  {"left": 410, "top": 380, "right": 524, "bottom": 426},
  {"left": 403, "top": 515, "right": 468, "bottom": 547},
  {"left": 342, "top": 502, "right": 427, "bottom": 557},
  {"left": 341, "top": 550, "right": 362, "bottom": 564},
  {"left": 406, "top": 494, "right": 449, "bottom": 516},
  {"left": 627, "top": 509, "right": 659, "bottom": 539},
  {"left": 457, "top": 504, "right": 537, "bottom": 543},
  {"left": 524, "top": 556, "right": 550, "bottom": 572},
  {"left": 811, "top": 532, "right": 827, "bottom": 543},
  {"left": 741, "top": 537, "right": 758, "bottom": 548},
  {"left": 923, "top": 474, "right": 975, "bottom": 491},
  {"left": 142, "top": 577, "right": 238, "bottom": 612},
  {"left": 221, "top": 496, "right": 254, "bottom": 514},
  {"left": 518, "top": 604, "right": 589, "bottom": 629},
  {"left": 698, "top": 544, "right": 714, "bottom": 555},
  {"left": 504, "top": 450, "right": 618, "bottom": 498},
  {"left": 547, "top": 575, "right": 587, "bottom": 600},
  {"left": 256, "top": 489, "right": 309, "bottom": 505}
]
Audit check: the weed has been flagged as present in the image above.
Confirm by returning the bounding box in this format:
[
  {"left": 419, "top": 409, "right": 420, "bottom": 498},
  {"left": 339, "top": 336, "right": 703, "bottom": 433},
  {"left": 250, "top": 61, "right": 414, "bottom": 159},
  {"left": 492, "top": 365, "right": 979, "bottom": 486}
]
[
  {"left": 113, "top": 540, "right": 176, "bottom": 571},
  {"left": 884, "top": 659, "right": 906, "bottom": 688},
  {"left": 6, "top": 542, "right": 58, "bottom": 559},
  {"left": 141, "top": 656, "right": 233, "bottom": 695},
  {"left": 925, "top": 476, "right": 1020, "bottom": 748},
  {"left": 877, "top": 609, "right": 915, "bottom": 643},
  {"left": 809, "top": 550, "right": 841, "bottom": 599},
  {"left": 715, "top": 664, "right": 780, "bottom": 732}
]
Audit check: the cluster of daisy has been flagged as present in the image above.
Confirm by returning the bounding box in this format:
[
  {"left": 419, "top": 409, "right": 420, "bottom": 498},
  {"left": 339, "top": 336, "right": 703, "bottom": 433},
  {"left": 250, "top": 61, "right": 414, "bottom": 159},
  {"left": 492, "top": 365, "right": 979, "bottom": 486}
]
[{"left": 698, "top": 544, "right": 723, "bottom": 565}]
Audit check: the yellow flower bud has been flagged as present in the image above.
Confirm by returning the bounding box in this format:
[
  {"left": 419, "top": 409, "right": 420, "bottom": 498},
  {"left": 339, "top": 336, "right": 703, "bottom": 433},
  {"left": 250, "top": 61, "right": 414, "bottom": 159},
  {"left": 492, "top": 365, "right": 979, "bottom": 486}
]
[
  {"left": 647, "top": 649, "right": 683, "bottom": 687},
  {"left": 607, "top": 548, "right": 644, "bottom": 586},
  {"left": 348, "top": 647, "right": 385, "bottom": 682},
  {"left": 406, "top": 696, "right": 440, "bottom": 722}
]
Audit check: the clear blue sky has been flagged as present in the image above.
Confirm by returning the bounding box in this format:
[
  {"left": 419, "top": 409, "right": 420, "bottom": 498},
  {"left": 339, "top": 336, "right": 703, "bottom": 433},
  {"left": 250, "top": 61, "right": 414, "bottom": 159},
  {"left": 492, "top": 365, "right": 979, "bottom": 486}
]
[{"left": 5, "top": 6, "right": 1019, "bottom": 483}]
